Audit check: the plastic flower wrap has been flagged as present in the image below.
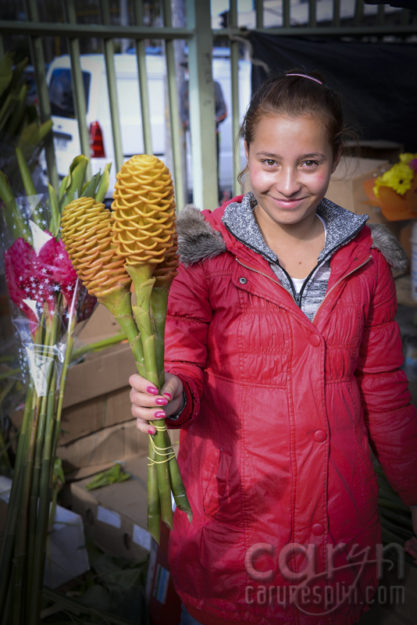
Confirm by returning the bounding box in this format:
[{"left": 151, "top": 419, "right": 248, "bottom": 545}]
[
  {"left": 364, "top": 152, "right": 417, "bottom": 221},
  {"left": 0, "top": 155, "right": 111, "bottom": 625}
]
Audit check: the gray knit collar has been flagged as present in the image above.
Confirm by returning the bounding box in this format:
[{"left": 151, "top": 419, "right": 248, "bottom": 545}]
[{"left": 222, "top": 192, "right": 368, "bottom": 264}]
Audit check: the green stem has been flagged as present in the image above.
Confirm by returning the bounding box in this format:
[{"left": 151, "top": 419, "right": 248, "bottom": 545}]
[
  {"left": 11, "top": 391, "right": 40, "bottom": 625},
  {"left": 147, "top": 437, "right": 160, "bottom": 544},
  {"left": 100, "top": 287, "right": 145, "bottom": 377},
  {"left": 127, "top": 264, "right": 172, "bottom": 529},
  {"left": 152, "top": 284, "right": 192, "bottom": 525},
  {"left": 0, "top": 388, "right": 32, "bottom": 615},
  {"left": 70, "top": 331, "right": 126, "bottom": 363},
  {"left": 150, "top": 286, "right": 169, "bottom": 388},
  {"left": 28, "top": 367, "right": 58, "bottom": 625},
  {"left": 0, "top": 368, "right": 20, "bottom": 381},
  {"left": 27, "top": 312, "right": 58, "bottom": 597}
]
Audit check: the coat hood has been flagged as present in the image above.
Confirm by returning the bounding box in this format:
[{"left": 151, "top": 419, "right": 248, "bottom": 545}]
[{"left": 177, "top": 198, "right": 408, "bottom": 276}]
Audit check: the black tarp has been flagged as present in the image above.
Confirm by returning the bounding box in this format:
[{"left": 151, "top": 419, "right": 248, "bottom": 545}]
[{"left": 248, "top": 33, "right": 417, "bottom": 151}]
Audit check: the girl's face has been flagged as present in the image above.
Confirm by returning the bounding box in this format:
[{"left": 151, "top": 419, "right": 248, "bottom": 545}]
[{"left": 245, "top": 113, "right": 340, "bottom": 233}]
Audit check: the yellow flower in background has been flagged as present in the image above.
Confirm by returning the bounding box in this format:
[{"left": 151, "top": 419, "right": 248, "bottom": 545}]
[
  {"left": 399, "top": 153, "right": 416, "bottom": 165},
  {"left": 373, "top": 153, "right": 417, "bottom": 197}
]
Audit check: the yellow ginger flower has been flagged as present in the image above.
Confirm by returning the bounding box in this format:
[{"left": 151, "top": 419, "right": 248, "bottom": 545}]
[
  {"left": 153, "top": 233, "right": 179, "bottom": 287},
  {"left": 61, "top": 196, "right": 131, "bottom": 298},
  {"left": 111, "top": 154, "right": 177, "bottom": 267}
]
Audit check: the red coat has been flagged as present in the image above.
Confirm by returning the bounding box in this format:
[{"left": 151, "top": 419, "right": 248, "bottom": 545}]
[{"left": 164, "top": 200, "right": 417, "bottom": 625}]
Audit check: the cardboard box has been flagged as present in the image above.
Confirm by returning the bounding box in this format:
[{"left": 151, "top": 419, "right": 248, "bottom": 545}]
[
  {"left": 56, "top": 419, "right": 149, "bottom": 479},
  {"left": 61, "top": 450, "right": 179, "bottom": 562},
  {"left": 326, "top": 156, "right": 389, "bottom": 220},
  {"left": 61, "top": 341, "right": 137, "bottom": 445},
  {"left": 0, "top": 475, "right": 90, "bottom": 589},
  {"left": 75, "top": 302, "right": 122, "bottom": 343},
  {"left": 327, "top": 156, "right": 413, "bottom": 267}
]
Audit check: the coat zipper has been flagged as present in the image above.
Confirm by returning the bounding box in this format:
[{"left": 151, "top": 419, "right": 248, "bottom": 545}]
[
  {"left": 311, "top": 255, "right": 372, "bottom": 323},
  {"left": 235, "top": 255, "right": 373, "bottom": 322}
]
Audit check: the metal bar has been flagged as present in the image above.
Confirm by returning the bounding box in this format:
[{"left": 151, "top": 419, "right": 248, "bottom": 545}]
[
  {"left": 229, "top": 0, "right": 238, "bottom": 28},
  {"left": 377, "top": 3, "right": 385, "bottom": 26},
  {"left": 230, "top": 38, "right": 240, "bottom": 197},
  {"left": 332, "top": 0, "right": 340, "bottom": 28},
  {"left": 185, "top": 0, "right": 217, "bottom": 210},
  {"left": 255, "top": 0, "right": 263, "bottom": 29},
  {"left": 308, "top": 0, "right": 317, "bottom": 29},
  {"left": 25, "top": 0, "right": 58, "bottom": 189},
  {"left": 283, "top": 0, "right": 291, "bottom": 29},
  {"left": 0, "top": 20, "right": 193, "bottom": 39},
  {"left": 354, "top": 0, "right": 364, "bottom": 26},
  {"left": 213, "top": 24, "right": 417, "bottom": 36},
  {"left": 400, "top": 9, "right": 410, "bottom": 26},
  {"left": 133, "top": 1, "right": 153, "bottom": 155},
  {"left": 100, "top": 0, "right": 123, "bottom": 173},
  {"left": 162, "top": 0, "right": 185, "bottom": 212},
  {"left": 65, "top": 0, "right": 91, "bottom": 170}
]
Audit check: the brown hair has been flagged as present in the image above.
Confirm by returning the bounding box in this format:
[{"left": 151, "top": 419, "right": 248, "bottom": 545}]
[{"left": 239, "top": 70, "right": 346, "bottom": 182}]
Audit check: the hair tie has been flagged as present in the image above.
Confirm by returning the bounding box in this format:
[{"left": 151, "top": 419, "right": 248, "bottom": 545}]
[{"left": 286, "top": 73, "right": 323, "bottom": 85}]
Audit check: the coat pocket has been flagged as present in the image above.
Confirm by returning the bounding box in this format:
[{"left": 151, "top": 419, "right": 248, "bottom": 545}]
[{"left": 203, "top": 447, "right": 233, "bottom": 519}]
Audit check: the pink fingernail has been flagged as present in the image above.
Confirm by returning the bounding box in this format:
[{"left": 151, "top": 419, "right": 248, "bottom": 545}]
[
  {"left": 148, "top": 427, "right": 156, "bottom": 435},
  {"left": 155, "top": 397, "right": 168, "bottom": 406},
  {"left": 163, "top": 392, "right": 172, "bottom": 400},
  {"left": 147, "top": 386, "right": 159, "bottom": 395},
  {"left": 154, "top": 410, "right": 166, "bottom": 419}
]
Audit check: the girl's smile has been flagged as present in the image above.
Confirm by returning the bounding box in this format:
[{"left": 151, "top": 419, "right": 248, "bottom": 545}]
[{"left": 246, "top": 113, "right": 340, "bottom": 237}]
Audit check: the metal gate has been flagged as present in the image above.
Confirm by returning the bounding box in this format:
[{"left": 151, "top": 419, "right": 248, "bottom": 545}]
[{"left": 0, "top": 0, "right": 415, "bottom": 210}]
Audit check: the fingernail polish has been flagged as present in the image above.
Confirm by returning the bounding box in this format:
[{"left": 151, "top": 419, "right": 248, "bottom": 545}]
[
  {"left": 147, "top": 386, "right": 159, "bottom": 395},
  {"left": 154, "top": 410, "right": 166, "bottom": 419},
  {"left": 148, "top": 427, "right": 156, "bottom": 435},
  {"left": 163, "top": 392, "right": 172, "bottom": 400},
  {"left": 155, "top": 397, "right": 168, "bottom": 406}
]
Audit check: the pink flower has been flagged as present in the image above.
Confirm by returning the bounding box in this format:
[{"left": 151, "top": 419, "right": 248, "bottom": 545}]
[
  {"left": 38, "top": 238, "right": 78, "bottom": 305},
  {"left": 4, "top": 236, "right": 79, "bottom": 332},
  {"left": 4, "top": 238, "right": 41, "bottom": 329}
]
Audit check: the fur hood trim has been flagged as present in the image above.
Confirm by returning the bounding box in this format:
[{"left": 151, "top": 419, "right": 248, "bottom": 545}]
[{"left": 177, "top": 204, "right": 408, "bottom": 275}]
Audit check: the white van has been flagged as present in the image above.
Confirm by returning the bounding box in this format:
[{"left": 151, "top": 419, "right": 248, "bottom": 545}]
[
  {"left": 46, "top": 53, "right": 165, "bottom": 199},
  {"left": 46, "top": 52, "right": 251, "bottom": 200}
]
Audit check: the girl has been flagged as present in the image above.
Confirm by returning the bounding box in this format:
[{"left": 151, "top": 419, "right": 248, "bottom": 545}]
[{"left": 129, "top": 72, "right": 417, "bottom": 625}]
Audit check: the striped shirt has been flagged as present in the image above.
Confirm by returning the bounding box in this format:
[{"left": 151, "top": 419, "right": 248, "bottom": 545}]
[{"left": 222, "top": 192, "right": 368, "bottom": 322}]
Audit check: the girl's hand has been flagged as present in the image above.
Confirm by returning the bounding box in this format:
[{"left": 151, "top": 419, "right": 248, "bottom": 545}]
[
  {"left": 404, "top": 507, "right": 417, "bottom": 564},
  {"left": 129, "top": 372, "right": 184, "bottom": 435}
]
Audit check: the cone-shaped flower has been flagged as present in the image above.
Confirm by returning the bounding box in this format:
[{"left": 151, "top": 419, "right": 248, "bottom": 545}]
[
  {"left": 111, "top": 155, "right": 177, "bottom": 267},
  {"left": 153, "top": 233, "right": 179, "bottom": 288},
  {"left": 61, "top": 196, "right": 144, "bottom": 373},
  {"left": 61, "top": 197, "right": 131, "bottom": 298}
]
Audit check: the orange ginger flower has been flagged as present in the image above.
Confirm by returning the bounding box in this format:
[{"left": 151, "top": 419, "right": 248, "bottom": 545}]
[{"left": 61, "top": 197, "right": 131, "bottom": 298}]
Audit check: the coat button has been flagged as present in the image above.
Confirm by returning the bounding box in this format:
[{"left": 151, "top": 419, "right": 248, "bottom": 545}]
[
  {"left": 239, "top": 277, "right": 247, "bottom": 285},
  {"left": 313, "top": 429, "right": 327, "bottom": 442},
  {"left": 309, "top": 334, "right": 321, "bottom": 347},
  {"left": 312, "top": 523, "right": 324, "bottom": 536}
]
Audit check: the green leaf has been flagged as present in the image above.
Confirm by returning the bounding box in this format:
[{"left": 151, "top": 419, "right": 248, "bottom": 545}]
[
  {"left": 85, "top": 463, "right": 130, "bottom": 491},
  {"left": 81, "top": 172, "right": 101, "bottom": 198},
  {"left": 94, "top": 162, "right": 112, "bottom": 203},
  {"left": 0, "top": 52, "right": 14, "bottom": 99}
]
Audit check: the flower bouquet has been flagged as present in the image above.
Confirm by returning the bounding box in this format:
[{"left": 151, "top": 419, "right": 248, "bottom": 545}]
[
  {"left": 61, "top": 154, "right": 192, "bottom": 544},
  {"left": 0, "top": 153, "right": 110, "bottom": 625},
  {"left": 363, "top": 153, "right": 417, "bottom": 221}
]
